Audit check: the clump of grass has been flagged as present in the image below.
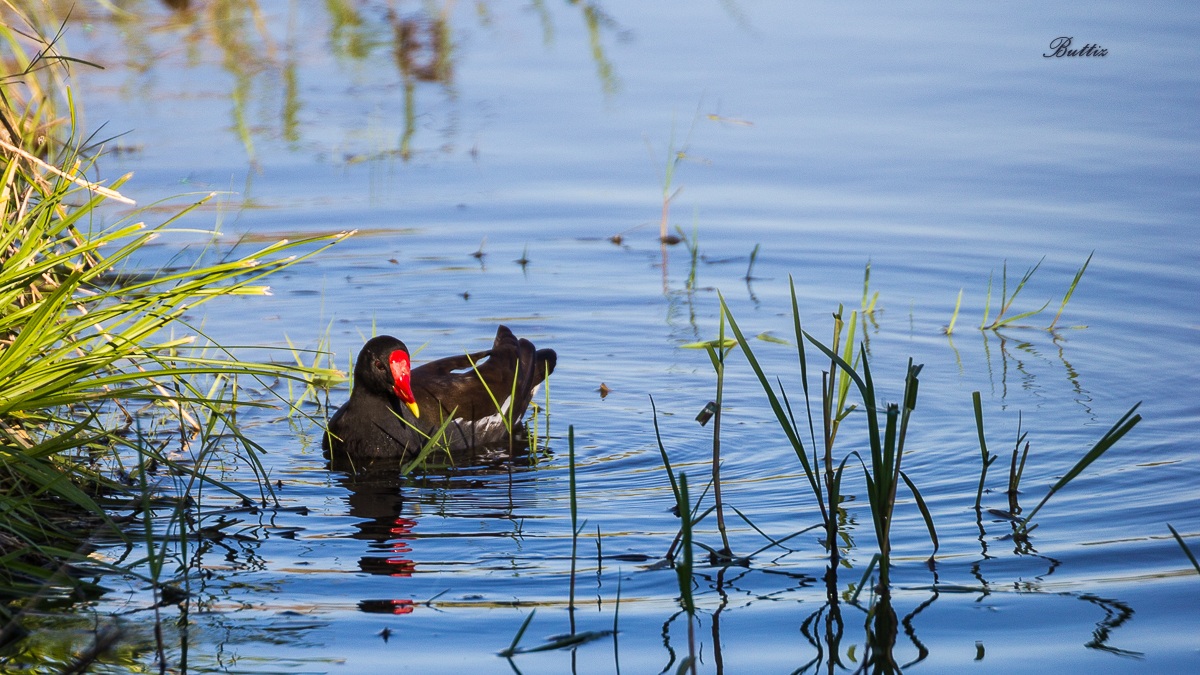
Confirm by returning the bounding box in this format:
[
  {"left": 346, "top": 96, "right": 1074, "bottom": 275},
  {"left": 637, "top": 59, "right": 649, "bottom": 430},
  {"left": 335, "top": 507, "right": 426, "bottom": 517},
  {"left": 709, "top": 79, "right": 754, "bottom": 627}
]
[
  {"left": 980, "top": 258, "right": 1047, "bottom": 330},
  {"left": 0, "top": 174, "right": 348, "bottom": 562},
  {"left": 1015, "top": 403, "right": 1141, "bottom": 536},
  {"left": 946, "top": 254, "right": 1093, "bottom": 334},
  {"left": 0, "top": 35, "right": 348, "bottom": 641},
  {"left": 722, "top": 279, "right": 939, "bottom": 596},
  {"left": 971, "top": 392, "right": 1141, "bottom": 537}
]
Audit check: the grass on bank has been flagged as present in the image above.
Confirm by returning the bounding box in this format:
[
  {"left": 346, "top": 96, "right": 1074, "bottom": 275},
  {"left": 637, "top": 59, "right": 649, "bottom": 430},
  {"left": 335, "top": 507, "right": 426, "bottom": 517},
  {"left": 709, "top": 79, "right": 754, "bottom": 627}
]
[{"left": 0, "top": 51, "right": 347, "bottom": 654}]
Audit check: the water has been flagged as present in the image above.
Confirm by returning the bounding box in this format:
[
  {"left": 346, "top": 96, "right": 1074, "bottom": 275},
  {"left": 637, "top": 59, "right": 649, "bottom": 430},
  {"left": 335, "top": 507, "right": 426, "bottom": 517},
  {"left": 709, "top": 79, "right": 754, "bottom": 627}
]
[{"left": 8, "top": 0, "right": 1200, "bottom": 672}]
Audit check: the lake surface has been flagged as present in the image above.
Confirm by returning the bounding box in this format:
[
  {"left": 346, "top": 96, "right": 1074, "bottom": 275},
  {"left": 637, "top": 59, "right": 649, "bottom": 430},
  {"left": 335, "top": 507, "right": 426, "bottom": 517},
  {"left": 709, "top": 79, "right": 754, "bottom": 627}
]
[{"left": 8, "top": 0, "right": 1200, "bottom": 672}]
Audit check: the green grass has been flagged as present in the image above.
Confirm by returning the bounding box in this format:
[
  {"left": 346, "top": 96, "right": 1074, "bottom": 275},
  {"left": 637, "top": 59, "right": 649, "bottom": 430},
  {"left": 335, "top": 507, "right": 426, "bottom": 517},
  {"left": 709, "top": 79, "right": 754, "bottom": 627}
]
[
  {"left": 1016, "top": 402, "right": 1141, "bottom": 535},
  {"left": 971, "top": 391, "right": 1141, "bottom": 536},
  {"left": 673, "top": 472, "right": 697, "bottom": 675},
  {"left": 0, "top": 40, "right": 349, "bottom": 639},
  {"left": 1168, "top": 525, "right": 1200, "bottom": 576},
  {"left": 680, "top": 311, "right": 736, "bottom": 559},
  {"left": 971, "top": 391, "right": 999, "bottom": 510},
  {"left": 947, "top": 254, "right": 1094, "bottom": 334},
  {"left": 722, "top": 280, "right": 938, "bottom": 586}
]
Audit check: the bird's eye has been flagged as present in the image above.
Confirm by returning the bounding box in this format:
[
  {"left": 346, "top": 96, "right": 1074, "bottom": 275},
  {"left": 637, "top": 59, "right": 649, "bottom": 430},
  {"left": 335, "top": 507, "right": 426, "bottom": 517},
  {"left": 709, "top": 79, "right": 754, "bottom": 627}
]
[{"left": 373, "top": 359, "right": 385, "bottom": 371}]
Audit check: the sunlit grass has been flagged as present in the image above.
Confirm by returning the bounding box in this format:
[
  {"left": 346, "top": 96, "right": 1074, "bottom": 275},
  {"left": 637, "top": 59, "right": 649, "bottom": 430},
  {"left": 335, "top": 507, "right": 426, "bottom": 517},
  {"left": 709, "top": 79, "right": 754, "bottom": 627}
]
[
  {"left": 680, "top": 311, "right": 736, "bottom": 559},
  {"left": 946, "top": 253, "right": 1093, "bottom": 334},
  {"left": 722, "top": 280, "right": 939, "bottom": 587},
  {"left": 0, "top": 27, "right": 349, "bottom": 644}
]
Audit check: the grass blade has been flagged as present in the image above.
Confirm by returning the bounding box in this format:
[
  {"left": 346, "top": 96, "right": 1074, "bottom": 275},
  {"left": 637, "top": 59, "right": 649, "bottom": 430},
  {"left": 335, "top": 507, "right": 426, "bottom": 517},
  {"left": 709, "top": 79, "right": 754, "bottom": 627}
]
[
  {"left": 1048, "top": 251, "right": 1093, "bottom": 330},
  {"left": 721, "top": 292, "right": 824, "bottom": 511},
  {"left": 900, "top": 470, "right": 939, "bottom": 560},
  {"left": 971, "top": 391, "right": 997, "bottom": 510},
  {"left": 1167, "top": 525, "right": 1200, "bottom": 576},
  {"left": 946, "top": 288, "right": 963, "bottom": 335},
  {"left": 499, "top": 609, "right": 537, "bottom": 657},
  {"left": 1019, "top": 403, "right": 1142, "bottom": 532}
]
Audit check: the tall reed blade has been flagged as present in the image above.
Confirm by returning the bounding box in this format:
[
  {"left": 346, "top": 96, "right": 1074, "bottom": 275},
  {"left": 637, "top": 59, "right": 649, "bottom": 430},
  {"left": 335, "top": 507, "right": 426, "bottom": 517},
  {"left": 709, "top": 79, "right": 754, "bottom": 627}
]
[
  {"left": 673, "top": 472, "right": 697, "bottom": 675},
  {"left": 568, "top": 425, "right": 579, "bottom": 615},
  {"left": 1048, "top": 251, "right": 1093, "bottom": 330},
  {"left": 721, "top": 292, "right": 828, "bottom": 526},
  {"left": 946, "top": 288, "right": 963, "bottom": 335},
  {"left": 971, "top": 391, "right": 998, "bottom": 511},
  {"left": 787, "top": 276, "right": 817, "bottom": 451},
  {"left": 1018, "top": 403, "right": 1142, "bottom": 533},
  {"left": 1168, "top": 524, "right": 1200, "bottom": 576}
]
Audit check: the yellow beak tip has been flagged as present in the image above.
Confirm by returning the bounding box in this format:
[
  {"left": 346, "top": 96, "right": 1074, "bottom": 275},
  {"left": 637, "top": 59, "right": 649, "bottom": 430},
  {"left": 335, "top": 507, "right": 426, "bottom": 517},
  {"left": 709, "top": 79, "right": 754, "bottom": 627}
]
[{"left": 406, "top": 401, "right": 420, "bottom": 418}]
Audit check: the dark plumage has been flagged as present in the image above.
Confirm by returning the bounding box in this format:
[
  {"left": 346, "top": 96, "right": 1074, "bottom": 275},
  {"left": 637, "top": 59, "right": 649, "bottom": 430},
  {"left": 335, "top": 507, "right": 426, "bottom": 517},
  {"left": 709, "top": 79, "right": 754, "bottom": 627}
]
[{"left": 322, "top": 325, "right": 556, "bottom": 462}]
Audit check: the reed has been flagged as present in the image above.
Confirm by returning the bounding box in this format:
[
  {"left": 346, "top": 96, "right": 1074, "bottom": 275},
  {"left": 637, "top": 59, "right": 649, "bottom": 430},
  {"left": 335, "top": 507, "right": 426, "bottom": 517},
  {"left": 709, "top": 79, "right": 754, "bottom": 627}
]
[
  {"left": 745, "top": 243, "right": 760, "bottom": 281},
  {"left": 673, "top": 472, "right": 697, "bottom": 675},
  {"left": 1167, "top": 525, "right": 1200, "bottom": 576},
  {"left": 654, "top": 123, "right": 687, "bottom": 244},
  {"left": 945, "top": 289, "right": 963, "bottom": 335},
  {"left": 680, "top": 311, "right": 736, "bottom": 559},
  {"left": 568, "top": 425, "right": 582, "bottom": 616},
  {"left": 950, "top": 255, "right": 1092, "bottom": 333},
  {"left": 972, "top": 391, "right": 1143, "bottom": 552},
  {"left": 676, "top": 224, "right": 700, "bottom": 292},
  {"left": 0, "top": 39, "right": 348, "bottom": 638},
  {"left": 971, "top": 392, "right": 998, "bottom": 511},
  {"left": 395, "top": 415, "right": 459, "bottom": 475},
  {"left": 1016, "top": 403, "right": 1141, "bottom": 535},
  {"left": 499, "top": 609, "right": 537, "bottom": 658},
  {"left": 465, "top": 351, "right": 522, "bottom": 441},
  {"left": 1048, "top": 252, "right": 1092, "bottom": 330},
  {"left": 719, "top": 282, "right": 827, "bottom": 530},
  {"left": 862, "top": 259, "right": 879, "bottom": 315},
  {"left": 500, "top": 426, "right": 617, "bottom": 661},
  {"left": 1005, "top": 414, "right": 1031, "bottom": 514},
  {"left": 283, "top": 327, "right": 342, "bottom": 414},
  {"left": 723, "top": 280, "right": 939, "bottom": 594}
]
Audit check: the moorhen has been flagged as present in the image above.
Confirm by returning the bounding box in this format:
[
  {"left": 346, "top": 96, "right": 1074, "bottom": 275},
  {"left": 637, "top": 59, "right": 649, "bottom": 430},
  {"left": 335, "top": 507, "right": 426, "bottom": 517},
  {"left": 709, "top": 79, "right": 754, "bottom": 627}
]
[{"left": 322, "top": 325, "right": 556, "bottom": 461}]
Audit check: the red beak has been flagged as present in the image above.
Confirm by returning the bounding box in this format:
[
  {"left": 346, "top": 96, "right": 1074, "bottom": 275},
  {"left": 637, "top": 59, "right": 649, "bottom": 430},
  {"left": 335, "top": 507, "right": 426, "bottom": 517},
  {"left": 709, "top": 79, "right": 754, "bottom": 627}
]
[{"left": 388, "top": 350, "right": 420, "bottom": 418}]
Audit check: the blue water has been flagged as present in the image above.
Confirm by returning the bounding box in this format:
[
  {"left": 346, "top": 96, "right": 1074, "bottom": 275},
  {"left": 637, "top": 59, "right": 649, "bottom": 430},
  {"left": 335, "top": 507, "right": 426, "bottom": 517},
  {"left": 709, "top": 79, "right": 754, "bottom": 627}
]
[{"left": 11, "top": 0, "right": 1200, "bottom": 672}]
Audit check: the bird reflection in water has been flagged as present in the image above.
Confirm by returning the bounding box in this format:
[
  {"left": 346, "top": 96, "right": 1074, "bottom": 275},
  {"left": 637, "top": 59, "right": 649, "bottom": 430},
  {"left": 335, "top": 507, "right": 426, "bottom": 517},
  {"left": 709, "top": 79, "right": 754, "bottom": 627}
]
[
  {"left": 342, "top": 470, "right": 429, "bottom": 615},
  {"left": 334, "top": 446, "right": 540, "bottom": 615}
]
